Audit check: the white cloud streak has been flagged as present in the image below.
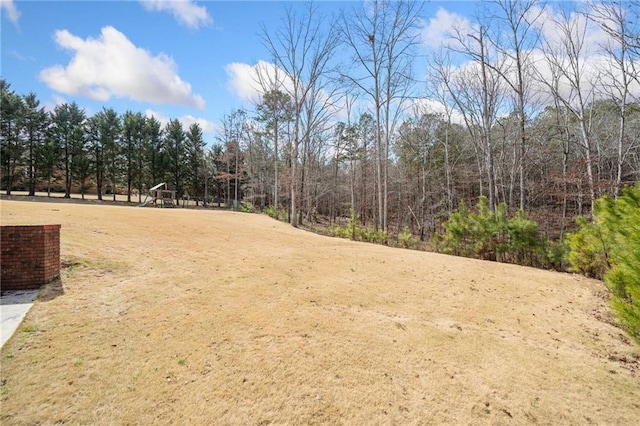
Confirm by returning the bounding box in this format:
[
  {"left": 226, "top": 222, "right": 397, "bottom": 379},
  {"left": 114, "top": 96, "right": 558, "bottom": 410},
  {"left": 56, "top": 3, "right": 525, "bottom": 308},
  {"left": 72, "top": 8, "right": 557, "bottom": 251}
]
[
  {"left": 140, "top": 0, "right": 211, "bottom": 29},
  {"left": 145, "top": 109, "right": 219, "bottom": 135},
  {"left": 412, "top": 98, "right": 466, "bottom": 126},
  {"left": 39, "top": 26, "right": 205, "bottom": 109},
  {"left": 1, "top": 0, "right": 20, "bottom": 24}
]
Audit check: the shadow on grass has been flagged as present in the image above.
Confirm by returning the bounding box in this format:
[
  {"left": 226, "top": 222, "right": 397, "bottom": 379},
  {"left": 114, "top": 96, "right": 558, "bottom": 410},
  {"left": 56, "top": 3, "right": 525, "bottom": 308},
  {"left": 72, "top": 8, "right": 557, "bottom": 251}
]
[{"left": 37, "top": 278, "right": 64, "bottom": 302}]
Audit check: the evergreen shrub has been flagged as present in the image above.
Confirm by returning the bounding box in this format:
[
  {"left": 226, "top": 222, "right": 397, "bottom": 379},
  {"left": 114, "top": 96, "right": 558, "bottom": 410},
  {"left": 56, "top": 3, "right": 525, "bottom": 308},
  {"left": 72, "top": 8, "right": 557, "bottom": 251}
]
[
  {"left": 568, "top": 183, "right": 640, "bottom": 340},
  {"left": 239, "top": 203, "right": 255, "bottom": 213},
  {"left": 264, "top": 205, "right": 288, "bottom": 222},
  {"left": 398, "top": 226, "right": 415, "bottom": 248},
  {"left": 434, "top": 196, "right": 554, "bottom": 268},
  {"left": 331, "top": 209, "right": 389, "bottom": 244}
]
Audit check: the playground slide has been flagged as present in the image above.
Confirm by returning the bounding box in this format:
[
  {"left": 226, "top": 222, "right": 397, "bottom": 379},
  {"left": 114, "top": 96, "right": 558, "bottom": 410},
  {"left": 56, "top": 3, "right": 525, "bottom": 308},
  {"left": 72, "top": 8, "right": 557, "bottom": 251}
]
[
  {"left": 137, "top": 197, "right": 156, "bottom": 207},
  {"left": 137, "top": 182, "right": 165, "bottom": 207}
]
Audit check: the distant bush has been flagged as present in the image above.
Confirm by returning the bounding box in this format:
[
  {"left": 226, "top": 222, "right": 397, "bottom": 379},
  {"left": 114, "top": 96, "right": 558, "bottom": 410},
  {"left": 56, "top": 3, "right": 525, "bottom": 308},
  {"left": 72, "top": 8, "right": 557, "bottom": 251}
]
[
  {"left": 239, "top": 203, "right": 255, "bottom": 214},
  {"left": 506, "top": 209, "right": 544, "bottom": 266},
  {"left": 432, "top": 201, "right": 474, "bottom": 257},
  {"left": 331, "top": 209, "right": 389, "bottom": 245},
  {"left": 264, "top": 205, "right": 288, "bottom": 222},
  {"left": 362, "top": 226, "right": 389, "bottom": 245},
  {"left": 567, "top": 183, "right": 640, "bottom": 340},
  {"left": 433, "top": 196, "right": 560, "bottom": 269},
  {"left": 397, "top": 226, "right": 416, "bottom": 249}
]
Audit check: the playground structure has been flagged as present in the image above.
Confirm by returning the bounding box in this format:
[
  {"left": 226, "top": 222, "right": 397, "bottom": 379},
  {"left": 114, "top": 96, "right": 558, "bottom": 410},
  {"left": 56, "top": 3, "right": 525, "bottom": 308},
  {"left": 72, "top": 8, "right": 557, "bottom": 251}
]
[
  {"left": 138, "top": 183, "right": 176, "bottom": 208},
  {"left": 137, "top": 182, "right": 236, "bottom": 209}
]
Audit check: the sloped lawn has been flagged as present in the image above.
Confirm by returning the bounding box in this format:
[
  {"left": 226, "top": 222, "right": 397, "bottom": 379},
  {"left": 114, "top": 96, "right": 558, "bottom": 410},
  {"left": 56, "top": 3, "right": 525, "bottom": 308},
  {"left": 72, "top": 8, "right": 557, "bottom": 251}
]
[{"left": 1, "top": 199, "right": 638, "bottom": 425}]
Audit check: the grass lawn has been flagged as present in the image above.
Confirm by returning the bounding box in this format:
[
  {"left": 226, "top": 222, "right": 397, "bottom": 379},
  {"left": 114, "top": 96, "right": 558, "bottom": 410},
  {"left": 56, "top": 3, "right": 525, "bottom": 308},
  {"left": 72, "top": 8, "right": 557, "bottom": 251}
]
[{"left": 1, "top": 198, "right": 639, "bottom": 425}]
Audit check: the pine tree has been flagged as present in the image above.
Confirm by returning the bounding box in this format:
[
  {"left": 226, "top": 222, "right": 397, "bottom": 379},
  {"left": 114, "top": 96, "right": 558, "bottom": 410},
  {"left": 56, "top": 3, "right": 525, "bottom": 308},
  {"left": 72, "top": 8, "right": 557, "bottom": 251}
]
[
  {"left": 143, "top": 115, "right": 165, "bottom": 188},
  {"left": 122, "top": 111, "right": 145, "bottom": 202},
  {"left": 164, "top": 119, "right": 187, "bottom": 203},
  {"left": 1, "top": 80, "right": 25, "bottom": 194},
  {"left": 597, "top": 184, "right": 640, "bottom": 340},
  {"left": 50, "top": 102, "right": 86, "bottom": 198},
  {"left": 185, "top": 123, "right": 206, "bottom": 204},
  {"left": 23, "top": 93, "right": 48, "bottom": 195}
]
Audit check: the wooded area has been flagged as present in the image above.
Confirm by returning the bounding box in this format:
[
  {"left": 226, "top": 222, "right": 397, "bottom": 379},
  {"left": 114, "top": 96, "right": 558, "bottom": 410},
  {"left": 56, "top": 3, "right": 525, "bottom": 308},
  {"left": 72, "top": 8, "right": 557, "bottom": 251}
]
[{"left": 2, "top": 1, "right": 639, "bottom": 240}]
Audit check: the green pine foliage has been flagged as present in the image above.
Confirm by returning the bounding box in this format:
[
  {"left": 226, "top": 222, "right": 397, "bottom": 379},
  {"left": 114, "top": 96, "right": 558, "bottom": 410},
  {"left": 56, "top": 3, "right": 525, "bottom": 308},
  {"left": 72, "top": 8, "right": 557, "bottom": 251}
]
[
  {"left": 239, "top": 202, "right": 255, "bottom": 213},
  {"left": 398, "top": 226, "right": 416, "bottom": 249},
  {"left": 566, "top": 216, "right": 610, "bottom": 279},
  {"left": 434, "top": 196, "right": 557, "bottom": 268},
  {"left": 435, "top": 201, "right": 474, "bottom": 257},
  {"left": 568, "top": 183, "right": 640, "bottom": 340},
  {"left": 507, "top": 210, "right": 543, "bottom": 265},
  {"left": 331, "top": 209, "right": 390, "bottom": 245},
  {"left": 264, "top": 205, "right": 288, "bottom": 222}
]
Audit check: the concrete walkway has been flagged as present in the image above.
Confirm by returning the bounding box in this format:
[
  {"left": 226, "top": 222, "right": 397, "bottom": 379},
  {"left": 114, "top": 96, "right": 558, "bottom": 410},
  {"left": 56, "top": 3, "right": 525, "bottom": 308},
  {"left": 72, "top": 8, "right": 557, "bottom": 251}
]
[{"left": 1, "top": 290, "right": 38, "bottom": 348}]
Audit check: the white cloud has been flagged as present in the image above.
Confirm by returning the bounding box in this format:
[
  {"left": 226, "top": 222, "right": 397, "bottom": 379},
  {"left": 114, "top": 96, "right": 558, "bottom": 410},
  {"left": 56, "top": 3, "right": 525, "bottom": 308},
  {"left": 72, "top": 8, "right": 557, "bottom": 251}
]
[
  {"left": 421, "top": 8, "right": 472, "bottom": 49},
  {"left": 145, "top": 109, "right": 219, "bottom": 134},
  {"left": 140, "top": 0, "right": 211, "bottom": 29},
  {"left": 422, "top": 3, "right": 640, "bottom": 115},
  {"left": 527, "top": 49, "right": 640, "bottom": 108},
  {"left": 39, "top": 26, "right": 205, "bottom": 109},
  {"left": 525, "top": 4, "right": 640, "bottom": 106},
  {"left": 43, "top": 94, "right": 68, "bottom": 113},
  {"left": 412, "top": 98, "right": 465, "bottom": 125},
  {"left": 144, "top": 109, "right": 171, "bottom": 127},
  {"left": 225, "top": 60, "right": 295, "bottom": 104},
  {"left": 179, "top": 113, "right": 219, "bottom": 134},
  {"left": 225, "top": 62, "right": 263, "bottom": 103},
  {"left": 9, "top": 50, "right": 35, "bottom": 62},
  {"left": 1, "top": 0, "right": 20, "bottom": 25},
  {"left": 537, "top": 7, "right": 609, "bottom": 58}
]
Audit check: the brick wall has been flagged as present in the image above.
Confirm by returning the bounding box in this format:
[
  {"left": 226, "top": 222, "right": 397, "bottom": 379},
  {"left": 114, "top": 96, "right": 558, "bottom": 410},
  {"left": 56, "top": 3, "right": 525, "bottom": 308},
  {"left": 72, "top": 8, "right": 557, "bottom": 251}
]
[{"left": 1, "top": 225, "right": 61, "bottom": 291}]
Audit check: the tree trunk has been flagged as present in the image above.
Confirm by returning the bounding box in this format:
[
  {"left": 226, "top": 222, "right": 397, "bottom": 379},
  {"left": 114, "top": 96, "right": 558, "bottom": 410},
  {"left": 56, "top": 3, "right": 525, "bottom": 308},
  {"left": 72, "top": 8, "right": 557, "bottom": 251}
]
[
  {"left": 578, "top": 119, "right": 596, "bottom": 214},
  {"left": 274, "top": 119, "right": 279, "bottom": 210},
  {"left": 615, "top": 105, "right": 626, "bottom": 197},
  {"left": 290, "top": 117, "right": 299, "bottom": 227}
]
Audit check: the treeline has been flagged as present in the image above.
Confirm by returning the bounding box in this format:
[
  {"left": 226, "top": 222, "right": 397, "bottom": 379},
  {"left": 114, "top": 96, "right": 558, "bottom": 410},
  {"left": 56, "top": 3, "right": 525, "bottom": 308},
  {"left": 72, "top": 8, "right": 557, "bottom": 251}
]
[
  {"left": 2, "top": 1, "right": 640, "bottom": 237},
  {"left": 243, "top": 0, "right": 640, "bottom": 237},
  {"left": 0, "top": 80, "right": 225, "bottom": 204}
]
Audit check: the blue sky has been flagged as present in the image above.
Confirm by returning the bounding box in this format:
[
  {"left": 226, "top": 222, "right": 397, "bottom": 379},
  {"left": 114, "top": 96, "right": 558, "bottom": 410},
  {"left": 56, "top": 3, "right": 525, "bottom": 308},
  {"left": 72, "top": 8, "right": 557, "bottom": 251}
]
[
  {"left": 1, "top": 1, "right": 483, "bottom": 146},
  {"left": 2, "top": 1, "right": 615, "bottom": 147},
  {"left": 2, "top": 1, "right": 307, "bottom": 144}
]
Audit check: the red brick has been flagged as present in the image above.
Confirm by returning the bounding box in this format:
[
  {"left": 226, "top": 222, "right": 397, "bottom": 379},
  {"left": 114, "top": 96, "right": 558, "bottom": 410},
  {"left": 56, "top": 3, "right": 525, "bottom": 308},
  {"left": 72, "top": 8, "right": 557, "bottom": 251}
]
[{"left": 1, "top": 225, "right": 61, "bottom": 290}]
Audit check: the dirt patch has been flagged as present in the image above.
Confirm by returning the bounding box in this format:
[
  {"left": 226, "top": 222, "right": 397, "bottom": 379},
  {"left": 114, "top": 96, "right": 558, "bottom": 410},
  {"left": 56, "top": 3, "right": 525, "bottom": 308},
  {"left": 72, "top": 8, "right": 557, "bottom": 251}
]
[{"left": 1, "top": 199, "right": 639, "bottom": 425}]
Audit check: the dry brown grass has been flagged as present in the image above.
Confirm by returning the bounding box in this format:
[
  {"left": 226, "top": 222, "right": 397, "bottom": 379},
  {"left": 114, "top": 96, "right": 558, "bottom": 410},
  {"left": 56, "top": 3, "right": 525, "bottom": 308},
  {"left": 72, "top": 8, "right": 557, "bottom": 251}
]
[{"left": 1, "top": 198, "right": 639, "bottom": 425}]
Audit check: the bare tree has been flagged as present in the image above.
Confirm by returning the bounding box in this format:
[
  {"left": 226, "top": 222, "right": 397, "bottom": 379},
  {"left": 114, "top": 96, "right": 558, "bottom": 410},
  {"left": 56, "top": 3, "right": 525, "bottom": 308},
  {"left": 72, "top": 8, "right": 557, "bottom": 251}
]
[
  {"left": 255, "top": 87, "right": 293, "bottom": 211},
  {"left": 357, "top": 112, "right": 375, "bottom": 225},
  {"left": 217, "top": 109, "right": 247, "bottom": 208},
  {"left": 261, "top": 3, "right": 340, "bottom": 227},
  {"left": 587, "top": 1, "right": 640, "bottom": 197},
  {"left": 446, "top": 22, "right": 507, "bottom": 210},
  {"left": 487, "top": 0, "right": 544, "bottom": 211},
  {"left": 298, "top": 66, "right": 342, "bottom": 224},
  {"left": 427, "top": 51, "right": 464, "bottom": 214},
  {"left": 537, "top": 8, "right": 600, "bottom": 213},
  {"left": 254, "top": 61, "right": 293, "bottom": 210},
  {"left": 339, "top": 0, "right": 423, "bottom": 230},
  {"left": 395, "top": 109, "right": 441, "bottom": 239}
]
